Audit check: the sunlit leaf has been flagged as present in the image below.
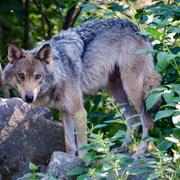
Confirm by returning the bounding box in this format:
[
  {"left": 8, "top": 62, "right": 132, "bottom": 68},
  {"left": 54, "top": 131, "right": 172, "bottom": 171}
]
[
  {"left": 155, "top": 109, "right": 174, "bottom": 121},
  {"left": 29, "top": 162, "right": 38, "bottom": 171},
  {"left": 67, "top": 166, "right": 85, "bottom": 176},
  {"left": 163, "top": 89, "right": 174, "bottom": 104},
  {"left": 146, "top": 91, "right": 163, "bottom": 110}
]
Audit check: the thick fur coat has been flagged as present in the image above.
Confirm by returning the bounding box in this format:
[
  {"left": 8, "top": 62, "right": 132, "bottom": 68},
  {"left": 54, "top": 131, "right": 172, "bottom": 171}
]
[{"left": 2, "top": 18, "right": 161, "bottom": 158}]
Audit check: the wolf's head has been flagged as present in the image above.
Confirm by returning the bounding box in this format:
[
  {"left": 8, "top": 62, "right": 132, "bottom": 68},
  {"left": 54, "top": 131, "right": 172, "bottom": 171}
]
[{"left": 2, "top": 43, "right": 54, "bottom": 103}]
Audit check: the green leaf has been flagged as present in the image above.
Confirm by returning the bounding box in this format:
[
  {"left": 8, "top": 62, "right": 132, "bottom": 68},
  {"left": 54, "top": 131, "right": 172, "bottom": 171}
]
[
  {"left": 139, "top": 30, "right": 149, "bottom": 36},
  {"left": 163, "top": 89, "right": 174, "bottom": 104},
  {"left": 49, "top": 177, "right": 58, "bottom": 180},
  {"left": 157, "top": 138, "right": 172, "bottom": 151},
  {"left": 154, "top": 109, "right": 174, "bottom": 121},
  {"left": 148, "top": 3, "right": 170, "bottom": 16},
  {"left": 135, "top": 9, "right": 148, "bottom": 24},
  {"left": 172, "top": 84, "right": 180, "bottom": 96},
  {"left": 168, "top": 27, "right": 180, "bottom": 33},
  {"left": 36, "top": 172, "right": 46, "bottom": 177},
  {"left": 77, "top": 174, "right": 88, "bottom": 180},
  {"left": 165, "top": 137, "right": 179, "bottom": 144},
  {"left": 146, "top": 27, "right": 162, "bottom": 39},
  {"left": 67, "top": 166, "right": 85, "bottom": 176},
  {"left": 43, "top": 0, "right": 52, "bottom": 8},
  {"left": 84, "top": 152, "right": 96, "bottom": 166},
  {"left": 81, "top": 3, "right": 96, "bottom": 13},
  {"left": 109, "top": 2, "right": 125, "bottom": 12},
  {"left": 143, "top": 137, "right": 158, "bottom": 142},
  {"left": 92, "top": 95, "right": 102, "bottom": 111},
  {"left": 147, "top": 87, "right": 166, "bottom": 95},
  {"left": 29, "top": 162, "right": 38, "bottom": 171},
  {"left": 172, "top": 115, "right": 180, "bottom": 128},
  {"left": 146, "top": 92, "right": 163, "bottom": 110},
  {"left": 147, "top": 173, "right": 159, "bottom": 180},
  {"left": 111, "top": 130, "right": 126, "bottom": 142},
  {"left": 94, "top": 124, "right": 107, "bottom": 129},
  {"left": 156, "top": 52, "right": 169, "bottom": 71},
  {"left": 128, "top": 166, "right": 152, "bottom": 175}
]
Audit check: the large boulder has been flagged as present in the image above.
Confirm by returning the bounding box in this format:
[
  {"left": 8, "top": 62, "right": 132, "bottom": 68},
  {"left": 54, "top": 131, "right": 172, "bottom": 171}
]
[{"left": 0, "top": 97, "right": 65, "bottom": 177}]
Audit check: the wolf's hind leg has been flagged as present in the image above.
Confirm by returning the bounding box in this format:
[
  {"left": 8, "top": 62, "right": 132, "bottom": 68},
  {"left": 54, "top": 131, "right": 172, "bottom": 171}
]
[
  {"left": 120, "top": 69, "right": 153, "bottom": 158},
  {"left": 107, "top": 67, "right": 140, "bottom": 153}
]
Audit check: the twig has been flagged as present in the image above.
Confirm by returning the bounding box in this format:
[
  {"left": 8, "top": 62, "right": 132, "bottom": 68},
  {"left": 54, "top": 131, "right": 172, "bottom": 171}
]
[
  {"left": 23, "top": 0, "right": 30, "bottom": 49},
  {"left": 125, "top": 0, "right": 141, "bottom": 29},
  {"left": 33, "top": 0, "right": 52, "bottom": 39},
  {"left": 63, "top": 4, "right": 83, "bottom": 30}
]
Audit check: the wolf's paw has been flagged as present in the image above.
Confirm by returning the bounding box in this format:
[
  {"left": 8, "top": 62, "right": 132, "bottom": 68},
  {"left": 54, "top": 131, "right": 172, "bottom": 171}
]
[
  {"left": 111, "top": 146, "right": 127, "bottom": 154},
  {"left": 132, "top": 141, "right": 148, "bottom": 159},
  {"left": 132, "top": 151, "right": 145, "bottom": 160}
]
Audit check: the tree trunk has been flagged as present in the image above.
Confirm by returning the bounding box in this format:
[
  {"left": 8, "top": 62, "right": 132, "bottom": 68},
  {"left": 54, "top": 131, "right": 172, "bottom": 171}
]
[
  {"left": 63, "top": 5, "right": 82, "bottom": 30},
  {"left": 23, "top": 0, "right": 30, "bottom": 49}
]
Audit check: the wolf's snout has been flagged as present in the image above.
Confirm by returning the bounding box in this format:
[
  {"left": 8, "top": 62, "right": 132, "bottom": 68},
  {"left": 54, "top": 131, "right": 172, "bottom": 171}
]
[{"left": 25, "top": 94, "right": 34, "bottom": 103}]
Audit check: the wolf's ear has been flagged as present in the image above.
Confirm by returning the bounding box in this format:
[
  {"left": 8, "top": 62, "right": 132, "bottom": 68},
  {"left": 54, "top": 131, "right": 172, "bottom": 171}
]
[
  {"left": 36, "top": 44, "right": 52, "bottom": 64},
  {"left": 8, "top": 43, "right": 23, "bottom": 63}
]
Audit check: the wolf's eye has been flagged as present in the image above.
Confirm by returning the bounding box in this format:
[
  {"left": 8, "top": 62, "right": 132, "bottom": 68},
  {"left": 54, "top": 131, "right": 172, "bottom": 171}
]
[
  {"left": 35, "top": 74, "right": 42, "bottom": 80},
  {"left": 17, "top": 72, "right": 25, "bottom": 80}
]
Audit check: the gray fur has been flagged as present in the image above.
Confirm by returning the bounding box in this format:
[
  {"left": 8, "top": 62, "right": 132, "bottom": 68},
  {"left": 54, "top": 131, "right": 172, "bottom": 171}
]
[{"left": 2, "top": 18, "right": 161, "bottom": 158}]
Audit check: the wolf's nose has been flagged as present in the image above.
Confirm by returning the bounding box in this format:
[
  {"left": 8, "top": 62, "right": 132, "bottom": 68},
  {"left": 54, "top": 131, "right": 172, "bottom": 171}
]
[{"left": 25, "top": 94, "right": 34, "bottom": 103}]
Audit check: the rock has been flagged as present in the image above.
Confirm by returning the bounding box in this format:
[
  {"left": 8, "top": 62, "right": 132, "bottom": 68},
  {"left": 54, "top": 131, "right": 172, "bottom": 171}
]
[
  {"left": 43, "top": 151, "right": 84, "bottom": 180},
  {"left": 42, "top": 152, "right": 155, "bottom": 180},
  {"left": 0, "top": 97, "right": 65, "bottom": 177},
  {"left": 12, "top": 162, "right": 32, "bottom": 180}
]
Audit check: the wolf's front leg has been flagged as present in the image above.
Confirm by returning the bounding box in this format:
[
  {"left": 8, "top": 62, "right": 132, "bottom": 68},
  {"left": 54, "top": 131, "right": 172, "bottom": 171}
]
[
  {"left": 73, "top": 107, "right": 88, "bottom": 159},
  {"left": 61, "top": 111, "right": 77, "bottom": 155},
  {"left": 61, "top": 103, "right": 88, "bottom": 158},
  {"left": 63, "top": 82, "right": 88, "bottom": 158}
]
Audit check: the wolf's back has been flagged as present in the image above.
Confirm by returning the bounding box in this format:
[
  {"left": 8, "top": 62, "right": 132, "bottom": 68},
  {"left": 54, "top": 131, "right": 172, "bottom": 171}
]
[{"left": 75, "top": 18, "right": 140, "bottom": 45}]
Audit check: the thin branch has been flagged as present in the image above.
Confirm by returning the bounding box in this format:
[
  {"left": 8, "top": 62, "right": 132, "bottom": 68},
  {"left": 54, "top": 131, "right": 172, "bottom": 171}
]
[
  {"left": 125, "top": 0, "right": 141, "bottom": 29},
  {"left": 33, "top": 0, "right": 52, "bottom": 39},
  {"left": 23, "top": 0, "right": 30, "bottom": 49},
  {"left": 71, "top": 6, "right": 83, "bottom": 27},
  {"left": 63, "top": 5, "right": 82, "bottom": 30},
  {"left": 39, "top": 0, "right": 45, "bottom": 39}
]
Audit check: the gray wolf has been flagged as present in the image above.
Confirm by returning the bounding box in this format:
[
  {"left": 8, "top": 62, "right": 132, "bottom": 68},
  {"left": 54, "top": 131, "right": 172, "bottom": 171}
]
[{"left": 2, "top": 18, "right": 161, "bottom": 158}]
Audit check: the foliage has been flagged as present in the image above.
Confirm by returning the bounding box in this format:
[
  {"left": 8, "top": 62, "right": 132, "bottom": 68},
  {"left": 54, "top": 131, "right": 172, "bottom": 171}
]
[
  {"left": 20, "top": 162, "right": 46, "bottom": 180},
  {"left": 68, "top": 128, "right": 179, "bottom": 179},
  {"left": 68, "top": 99, "right": 179, "bottom": 179},
  {"left": 21, "top": 162, "right": 57, "bottom": 180}
]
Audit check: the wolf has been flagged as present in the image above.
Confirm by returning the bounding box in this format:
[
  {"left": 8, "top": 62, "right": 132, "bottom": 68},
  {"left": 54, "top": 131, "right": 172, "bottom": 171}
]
[{"left": 2, "top": 18, "right": 161, "bottom": 158}]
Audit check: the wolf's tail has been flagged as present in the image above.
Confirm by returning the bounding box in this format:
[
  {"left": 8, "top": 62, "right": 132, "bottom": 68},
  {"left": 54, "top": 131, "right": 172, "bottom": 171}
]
[
  {"left": 143, "top": 71, "right": 162, "bottom": 97},
  {"left": 143, "top": 54, "right": 162, "bottom": 111}
]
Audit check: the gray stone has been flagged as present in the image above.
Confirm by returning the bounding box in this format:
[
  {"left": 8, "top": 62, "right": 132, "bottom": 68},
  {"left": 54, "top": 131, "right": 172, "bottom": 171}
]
[
  {"left": 43, "top": 151, "right": 84, "bottom": 180},
  {"left": 0, "top": 97, "right": 65, "bottom": 177},
  {"left": 42, "top": 152, "right": 155, "bottom": 180}
]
